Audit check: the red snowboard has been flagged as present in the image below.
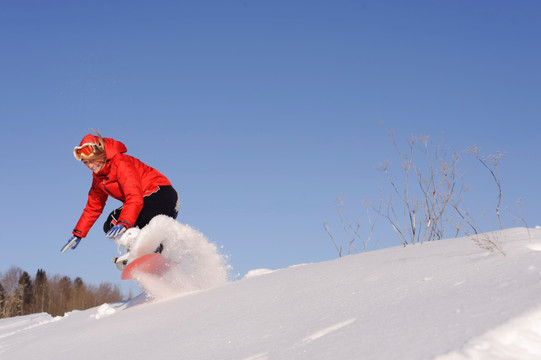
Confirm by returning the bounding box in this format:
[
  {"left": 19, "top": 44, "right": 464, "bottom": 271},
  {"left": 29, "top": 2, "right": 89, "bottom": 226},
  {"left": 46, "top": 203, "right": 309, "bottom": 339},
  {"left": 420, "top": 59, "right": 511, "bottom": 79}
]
[{"left": 121, "top": 253, "right": 170, "bottom": 280}]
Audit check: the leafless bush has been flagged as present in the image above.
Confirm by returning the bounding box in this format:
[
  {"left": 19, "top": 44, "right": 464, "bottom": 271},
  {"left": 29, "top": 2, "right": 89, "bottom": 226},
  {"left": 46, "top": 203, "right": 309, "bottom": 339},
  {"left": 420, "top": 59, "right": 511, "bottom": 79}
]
[
  {"left": 325, "top": 128, "right": 515, "bottom": 256},
  {"left": 373, "top": 130, "right": 462, "bottom": 245},
  {"left": 467, "top": 146, "right": 506, "bottom": 230},
  {"left": 324, "top": 198, "right": 379, "bottom": 257},
  {"left": 506, "top": 198, "right": 532, "bottom": 242},
  {"left": 471, "top": 232, "right": 505, "bottom": 255}
]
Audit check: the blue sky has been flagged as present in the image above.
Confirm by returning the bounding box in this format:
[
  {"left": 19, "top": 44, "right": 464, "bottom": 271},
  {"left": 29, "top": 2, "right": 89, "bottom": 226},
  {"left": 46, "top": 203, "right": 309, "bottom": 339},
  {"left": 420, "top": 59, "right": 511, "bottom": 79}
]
[{"left": 1, "top": 1, "right": 540, "bottom": 294}]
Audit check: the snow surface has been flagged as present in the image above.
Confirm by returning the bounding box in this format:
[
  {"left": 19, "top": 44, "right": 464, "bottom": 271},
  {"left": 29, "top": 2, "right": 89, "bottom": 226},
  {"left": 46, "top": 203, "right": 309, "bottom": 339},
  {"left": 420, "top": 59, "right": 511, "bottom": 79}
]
[{"left": 2, "top": 226, "right": 541, "bottom": 359}]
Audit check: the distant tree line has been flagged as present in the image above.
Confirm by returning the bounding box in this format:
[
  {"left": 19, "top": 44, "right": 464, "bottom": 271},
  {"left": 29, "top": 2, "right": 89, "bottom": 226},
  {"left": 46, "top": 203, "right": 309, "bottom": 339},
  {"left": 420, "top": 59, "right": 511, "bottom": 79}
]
[{"left": 0, "top": 266, "right": 124, "bottom": 318}]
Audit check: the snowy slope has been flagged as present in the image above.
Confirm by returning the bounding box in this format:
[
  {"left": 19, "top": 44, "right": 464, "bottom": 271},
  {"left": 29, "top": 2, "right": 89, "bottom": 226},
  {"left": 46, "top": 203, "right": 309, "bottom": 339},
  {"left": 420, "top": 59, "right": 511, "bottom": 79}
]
[{"left": 2, "top": 227, "right": 541, "bottom": 360}]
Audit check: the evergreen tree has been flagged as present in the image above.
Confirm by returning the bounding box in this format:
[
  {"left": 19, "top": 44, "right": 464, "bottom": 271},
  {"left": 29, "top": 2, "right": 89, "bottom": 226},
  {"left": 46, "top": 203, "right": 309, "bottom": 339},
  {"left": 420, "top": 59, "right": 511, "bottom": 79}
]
[
  {"left": 17, "top": 272, "right": 33, "bottom": 315},
  {"left": 33, "top": 269, "right": 49, "bottom": 313},
  {"left": 0, "top": 282, "right": 5, "bottom": 316},
  {"left": 58, "top": 276, "right": 72, "bottom": 313},
  {"left": 72, "top": 277, "right": 86, "bottom": 309}
]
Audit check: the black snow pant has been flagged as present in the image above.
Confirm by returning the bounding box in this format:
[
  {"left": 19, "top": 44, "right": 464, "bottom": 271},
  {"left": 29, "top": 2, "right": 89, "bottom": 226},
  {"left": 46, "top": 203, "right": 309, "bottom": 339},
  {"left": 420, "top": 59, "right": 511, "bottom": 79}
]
[{"left": 103, "top": 185, "right": 179, "bottom": 234}]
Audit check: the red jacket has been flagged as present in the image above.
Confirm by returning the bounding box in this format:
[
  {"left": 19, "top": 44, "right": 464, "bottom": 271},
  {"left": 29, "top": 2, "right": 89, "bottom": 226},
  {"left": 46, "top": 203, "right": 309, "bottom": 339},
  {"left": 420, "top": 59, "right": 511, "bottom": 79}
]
[{"left": 72, "top": 134, "right": 171, "bottom": 238}]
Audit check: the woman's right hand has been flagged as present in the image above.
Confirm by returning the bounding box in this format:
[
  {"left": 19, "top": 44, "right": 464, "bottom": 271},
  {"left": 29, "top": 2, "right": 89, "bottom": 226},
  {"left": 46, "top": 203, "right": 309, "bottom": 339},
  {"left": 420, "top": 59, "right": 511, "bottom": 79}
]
[{"left": 61, "top": 235, "right": 82, "bottom": 253}]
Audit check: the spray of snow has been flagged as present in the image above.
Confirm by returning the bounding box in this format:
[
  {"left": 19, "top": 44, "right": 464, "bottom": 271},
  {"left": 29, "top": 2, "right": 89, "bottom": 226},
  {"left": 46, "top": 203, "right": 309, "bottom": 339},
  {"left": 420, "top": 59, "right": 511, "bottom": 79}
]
[{"left": 120, "top": 215, "right": 230, "bottom": 298}]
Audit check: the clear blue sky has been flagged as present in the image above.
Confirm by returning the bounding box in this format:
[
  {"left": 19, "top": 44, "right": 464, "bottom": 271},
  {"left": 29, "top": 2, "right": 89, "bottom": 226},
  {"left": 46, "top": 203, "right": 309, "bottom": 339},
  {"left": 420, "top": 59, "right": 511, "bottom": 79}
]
[{"left": 1, "top": 1, "right": 540, "bottom": 294}]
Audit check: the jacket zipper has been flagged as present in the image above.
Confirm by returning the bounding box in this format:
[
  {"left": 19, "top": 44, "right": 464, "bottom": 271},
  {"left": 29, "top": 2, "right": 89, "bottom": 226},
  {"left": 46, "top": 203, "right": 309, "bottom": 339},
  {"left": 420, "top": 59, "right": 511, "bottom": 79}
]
[{"left": 102, "top": 178, "right": 115, "bottom": 197}]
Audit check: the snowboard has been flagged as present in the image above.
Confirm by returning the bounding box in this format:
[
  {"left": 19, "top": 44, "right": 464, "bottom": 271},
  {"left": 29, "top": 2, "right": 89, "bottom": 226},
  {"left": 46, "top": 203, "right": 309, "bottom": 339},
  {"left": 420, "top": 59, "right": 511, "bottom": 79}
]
[{"left": 121, "top": 253, "right": 170, "bottom": 280}]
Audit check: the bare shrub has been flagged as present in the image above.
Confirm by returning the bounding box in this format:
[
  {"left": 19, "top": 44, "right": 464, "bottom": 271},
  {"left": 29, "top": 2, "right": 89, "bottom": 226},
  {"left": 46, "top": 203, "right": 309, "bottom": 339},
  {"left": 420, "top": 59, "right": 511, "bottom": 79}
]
[
  {"left": 471, "top": 232, "right": 505, "bottom": 255},
  {"left": 467, "top": 146, "right": 506, "bottom": 230},
  {"left": 373, "top": 130, "right": 462, "bottom": 245},
  {"left": 324, "top": 198, "right": 379, "bottom": 257},
  {"left": 326, "top": 128, "right": 515, "bottom": 256}
]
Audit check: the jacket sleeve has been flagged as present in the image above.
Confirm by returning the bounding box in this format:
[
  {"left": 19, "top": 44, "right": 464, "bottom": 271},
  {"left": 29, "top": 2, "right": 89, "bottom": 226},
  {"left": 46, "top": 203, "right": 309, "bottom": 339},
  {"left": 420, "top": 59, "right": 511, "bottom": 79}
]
[
  {"left": 73, "top": 177, "right": 108, "bottom": 238},
  {"left": 113, "top": 156, "right": 144, "bottom": 228}
]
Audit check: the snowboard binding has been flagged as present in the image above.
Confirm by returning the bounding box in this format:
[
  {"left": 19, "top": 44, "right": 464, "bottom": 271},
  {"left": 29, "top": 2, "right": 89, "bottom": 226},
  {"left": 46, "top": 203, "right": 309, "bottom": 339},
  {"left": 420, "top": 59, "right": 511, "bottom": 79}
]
[
  {"left": 113, "top": 243, "right": 164, "bottom": 271},
  {"left": 111, "top": 227, "right": 166, "bottom": 271}
]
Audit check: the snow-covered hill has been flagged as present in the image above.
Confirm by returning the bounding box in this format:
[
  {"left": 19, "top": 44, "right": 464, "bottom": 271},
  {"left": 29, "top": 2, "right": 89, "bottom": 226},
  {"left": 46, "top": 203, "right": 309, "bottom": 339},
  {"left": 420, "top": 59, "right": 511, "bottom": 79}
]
[{"left": 2, "top": 227, "right": 541, "bottom": 360}]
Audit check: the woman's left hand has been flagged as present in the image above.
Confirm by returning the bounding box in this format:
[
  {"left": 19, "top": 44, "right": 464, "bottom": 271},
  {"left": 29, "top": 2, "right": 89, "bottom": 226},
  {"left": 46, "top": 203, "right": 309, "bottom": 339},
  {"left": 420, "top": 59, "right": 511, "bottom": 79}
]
[{"left": 106, "top": 224, "right": 126, "bottom": 239}]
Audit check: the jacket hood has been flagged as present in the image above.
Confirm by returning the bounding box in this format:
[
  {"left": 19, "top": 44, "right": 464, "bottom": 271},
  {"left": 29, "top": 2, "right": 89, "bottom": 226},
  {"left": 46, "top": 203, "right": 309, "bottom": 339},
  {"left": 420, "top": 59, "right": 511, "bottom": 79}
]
[{"left": 78, "top": 134, "right": 127, "bottom": 160}]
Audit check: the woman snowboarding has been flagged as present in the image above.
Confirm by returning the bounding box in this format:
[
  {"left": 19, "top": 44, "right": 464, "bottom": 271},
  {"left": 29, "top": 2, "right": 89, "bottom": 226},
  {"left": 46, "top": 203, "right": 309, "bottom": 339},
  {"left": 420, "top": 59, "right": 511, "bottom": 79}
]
[{"left": 61, "top": 130, "right": 179, "bottom": 254}]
